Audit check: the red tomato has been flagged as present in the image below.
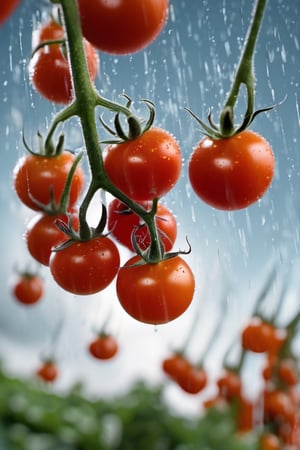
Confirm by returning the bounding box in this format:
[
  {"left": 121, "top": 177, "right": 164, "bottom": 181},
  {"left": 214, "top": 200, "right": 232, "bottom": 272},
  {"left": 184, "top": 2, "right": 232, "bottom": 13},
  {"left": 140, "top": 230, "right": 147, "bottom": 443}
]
[
  {"left": 0, "top": 0, "right": 20, "bottom": 25},
  {"left": 78, "top": 0, "right": 168, "bottom": 55},
  {"left": 188, "top": 130, "right": 275, "bottom": 210},
  {"left": 104, "top": 128, "right": 182, "bottom": 201},
  {"left": 217, "top": 369, "right": 242, "bottom": 401},
  {"left": 89, "top": 335, "right": 119, "bottom": 360},
  {"left": 116, "top": 255, "right": 194, "bottom": 325},
  {"left": 13, "top": 274, "right": 44, "bottom": 305},
  {"left": 49, "top": 236, "right": 120, "bottom": 295},
  {"left": 241, "top": 318, "right": 277, "bottom": 353},
  {"left": 26, "top": 208, "right": 79, "bottom": 266},
  {"left": 162, "top": 354, "right": 191, "bottom": 382},
  {"left": 36, "top": 361, "right": 58, "bottom": 382},
  {"left": 29, "top": 20, "right": 99, "bottom": 104},
  {"left": 13, "top": 152, "right": 84, "bottom": 211},
  {"left": 177, "top": 366, "right": 207, "bottom": 394},
  {"left": 108, "top": 199, "right": 177, "bottom": 252}
]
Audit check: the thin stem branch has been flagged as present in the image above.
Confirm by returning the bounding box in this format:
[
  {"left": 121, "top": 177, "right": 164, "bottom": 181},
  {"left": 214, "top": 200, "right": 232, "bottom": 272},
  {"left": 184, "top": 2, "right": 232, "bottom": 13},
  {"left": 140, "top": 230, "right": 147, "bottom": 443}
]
[{"left": 220, "top": 0, "right": 268, "bottom": 135}]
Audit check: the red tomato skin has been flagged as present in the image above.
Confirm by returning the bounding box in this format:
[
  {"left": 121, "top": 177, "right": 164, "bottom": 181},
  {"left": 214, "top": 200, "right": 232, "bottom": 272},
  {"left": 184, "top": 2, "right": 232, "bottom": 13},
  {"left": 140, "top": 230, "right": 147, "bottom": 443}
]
[
  {"left": 30, "top": 20, "right": 99, "bottom": 104},
  {"left": 108, "top": 199, "right": 177, "bottom": 252},
  {"left": 13, "top": 152, "right": 84, "bottom": 211},
  {"left": 26, "top": 209, "right": 79, "bottom": 266},
  {"left": 13, "top": 276, "right": 44, "bottom": 305},
  {"left": 104, "top": 128, "right": 182, "bottom": 201},
  {"left": 36, "top": 362, "right": 58, "bottom": 382},
  {"left": 49, "top": 237, "right": 120, "bottom": 295},
  {"left": 89, "top": 336, "right": 119, "bottom": 360},
  {"left": 0, "top": 0, "right": 20, "bottom": 25},
  {"left": 78, "top": 0, "right": 168, "bottom": 55},
  {"left": 188, "top": 130, "right": 275, "bottom": 210},
  {"left": 116, "top": 255, "right": 195, "bottom": 325}
]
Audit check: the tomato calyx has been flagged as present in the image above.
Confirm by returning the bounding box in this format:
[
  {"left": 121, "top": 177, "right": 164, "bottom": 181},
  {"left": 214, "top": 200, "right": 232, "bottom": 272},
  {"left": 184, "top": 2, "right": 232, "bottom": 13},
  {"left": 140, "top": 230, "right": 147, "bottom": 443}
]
[
  {"left": 185, "top": 101, "right": 277, "bottom": 140},
  {"left": 54, "top": 202, "right": 108, "bottom": 250},
  {"left": 100, "top": 96, "right": 155, "bottom": 144}
]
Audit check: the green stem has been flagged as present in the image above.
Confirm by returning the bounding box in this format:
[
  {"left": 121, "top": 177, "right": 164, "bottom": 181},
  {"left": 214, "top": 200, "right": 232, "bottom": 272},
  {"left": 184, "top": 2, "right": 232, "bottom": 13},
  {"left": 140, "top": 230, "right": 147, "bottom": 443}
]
[{"left": 220, "top": 0, "right": 268, "bottom": 136}]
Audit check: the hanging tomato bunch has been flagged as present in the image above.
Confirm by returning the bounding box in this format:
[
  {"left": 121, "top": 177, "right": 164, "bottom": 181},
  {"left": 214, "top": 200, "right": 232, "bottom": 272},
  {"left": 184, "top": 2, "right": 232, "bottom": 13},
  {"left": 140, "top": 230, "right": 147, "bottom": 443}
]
[{"left": 10, "top": 0, "right": 277, "bottom": 329}]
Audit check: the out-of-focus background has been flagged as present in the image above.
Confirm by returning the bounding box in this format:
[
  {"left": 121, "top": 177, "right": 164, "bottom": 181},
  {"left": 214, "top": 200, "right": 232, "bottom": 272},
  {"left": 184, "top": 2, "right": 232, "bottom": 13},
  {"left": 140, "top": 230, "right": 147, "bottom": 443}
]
[{"left": 0, "top": 0, "right": 299, "bottom": 435}]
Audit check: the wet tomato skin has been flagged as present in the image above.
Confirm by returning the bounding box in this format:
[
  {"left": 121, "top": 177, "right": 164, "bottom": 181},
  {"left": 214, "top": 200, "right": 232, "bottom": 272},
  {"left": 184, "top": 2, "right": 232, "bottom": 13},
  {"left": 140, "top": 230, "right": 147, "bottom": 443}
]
[
  {"left": 188, "top": 130, "right": 275, "bottom": 210},
  {"left": 30, "top": 20, "right": 98, "bottom": 104},
  {"left": 49, "top": 236, "right": 120, "bottom": 295},
  {"left": 108, "top": 199, "right": 177, "bottom": 252},
  {"left": 26, "top": 208, "right": 79, "bottom": 266},
  {"left": 104, "top": 128, "right": 182, "bottom": 201},
  {"left": 78, "top": 0, "right": 169, "bottom": 55},
  {"left": 116, "top": 255, "right": 195, "bottom": 325},
  {"left": 13, "top": 152, "right": 84, "bottom": 211}
]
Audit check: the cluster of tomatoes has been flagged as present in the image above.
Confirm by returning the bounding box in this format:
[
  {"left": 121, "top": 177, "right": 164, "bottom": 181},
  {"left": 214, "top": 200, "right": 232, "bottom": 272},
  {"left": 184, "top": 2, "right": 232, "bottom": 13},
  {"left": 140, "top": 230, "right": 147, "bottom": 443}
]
[
  {"left": 161, "top": 313, "right": 299, "bottom": 450},
  {"left": 9, "top": 0, "right": 200, "bottom": 328}
]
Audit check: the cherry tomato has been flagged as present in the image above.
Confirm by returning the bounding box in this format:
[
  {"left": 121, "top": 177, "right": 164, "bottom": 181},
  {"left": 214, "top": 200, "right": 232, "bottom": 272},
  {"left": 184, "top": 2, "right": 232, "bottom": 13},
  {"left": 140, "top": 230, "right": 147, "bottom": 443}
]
[
  {"left": 26, "top": 208, "right": 79, "bottom": 266},
  {"left": 36, "top": 361, "right": 58, "bottom": 382},
  {"left": 264, "top": 389, "right": 296, "bottom": 424},
  {"left": 13, "top": 152, "right": 84, "bottom": 211},
  {"left": 162, "top": 354, "right": 190, "bottom": 382},
  {"left": 89, "top": 335, "right": 119, "bottom": 360},
  {"left": 0, "top": 0, "right": 20, "bottom": 25},
  {"left": 29, "top": 20, "right": 99, "bottom": 104},
  {"left": 104, "top": 128, "right": 182, "bottom": 201},
  {"left": 177, "top": 366, "right": 207, "bottom": 394},
  {"left": 13, "top": 274, "right": 44, "bottom": 305},
  {"left": 116, "top": 255, "right": 194, "bottom": 325},
  {"left": 241, "top": 318, "right": 277, "bottom": 353},
  {"left": 108, "top": 199, "right": 177, "bottom": 252},
  {"left": 278, "top": 359, "right": 299, "bottom": 386},
  {"left": 216, "top": 369, "right": 242, "bottom": 401},
  {"left": 78, "top": 0, "right": 168, "bottom": 55},
  {"left": 49, "top": 236, "right": 120, "bottom": 295},
  {"left": 188, "top": 130, "right": 275, "bottom": 210},
  {"left": 259, "top": 433, "right": 280, "bottom": 450}
]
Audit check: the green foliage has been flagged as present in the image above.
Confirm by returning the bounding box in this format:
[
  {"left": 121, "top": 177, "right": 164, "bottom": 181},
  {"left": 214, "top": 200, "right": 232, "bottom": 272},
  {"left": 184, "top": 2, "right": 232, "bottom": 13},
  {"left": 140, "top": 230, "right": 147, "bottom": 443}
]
[{"left": 0, "top": 369, "right": 258, "bottom": 450}]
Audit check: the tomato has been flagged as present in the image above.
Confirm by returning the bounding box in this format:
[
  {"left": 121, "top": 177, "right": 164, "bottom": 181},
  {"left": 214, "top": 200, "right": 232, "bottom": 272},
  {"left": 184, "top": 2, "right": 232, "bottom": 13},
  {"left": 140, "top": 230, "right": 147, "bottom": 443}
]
[
  {"left": 13, "top": 274, "right": 44, "bottom": 305},
  {"left": 116, "top": 255, "right": 194, "bottom": 325},
  {"left": 104, "top": 128, "right": 182, "bottom": 201},
  {"left": 177, "top": 366, "right": 207, "bottom": 394},
  {"left": 13, "top": 152, "right": 84, "bottom": 211},
  {"left": 89, "top": 335, "right": 119, "bottom": 360},
  {"left": 162, "top": 354, "right": 190, "bottom": 382},
  {"left": 26, "top": 208, "right": 79, "bottom": 266},
  {"left": 108, "top": 199, "right": 177, "bottom": 252},
  {"left": 188, "top": 130, "right": 275, "bottom": 210},
  {"left": 78, "top": 0, "right": 168, "bottom": 55},
  {"left": 49, "top": 236, "right": 120, "bottom": 295},
  {"left": 259, "top": 433, "right": 280, "bottom": 450},
  {"left": 0, "top": 0, "right": 20, "bottom": 25},
  {"left": 241, "top": 318, "right": 277, "bottom": 353},
  {"left": 217, "top": 369, "right": 242, "bottom": 401},
  {"left": 29, "top": 20, "right": 99, "bottom": 104},
  {"left": 36, "top": 361, "right": 58, "bottom": 383},
  {"left": 264, "top": 389, "right": 297, "bottom": 425},
  {"left": 278, "top": 359, "right": 299, "bottom": 386}
]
